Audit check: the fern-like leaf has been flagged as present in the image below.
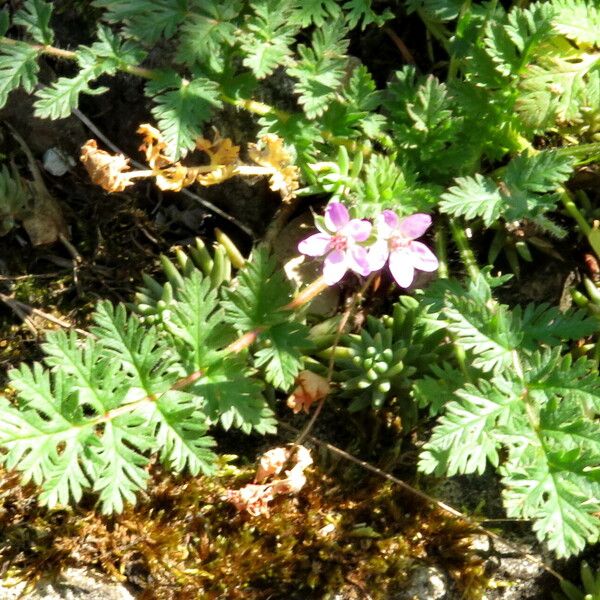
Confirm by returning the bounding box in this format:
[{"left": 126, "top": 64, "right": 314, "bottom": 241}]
[
  {"left": 146, "top": 73, "right": 222, "bottom": 159},
  {"left": 13, "top": 0, "right": 54, "bottom": 45},
  {"left": 0, "top": 42, "right": 39, "bottom": 109}
]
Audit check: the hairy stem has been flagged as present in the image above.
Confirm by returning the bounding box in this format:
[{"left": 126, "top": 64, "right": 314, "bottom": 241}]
[{"left": 448, "top": 218, "right": 480, "bottom": 280}]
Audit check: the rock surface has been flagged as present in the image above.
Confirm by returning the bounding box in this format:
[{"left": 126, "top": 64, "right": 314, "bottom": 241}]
[{"left": 0, "top": 568, "right": 134, "bottom": 600}]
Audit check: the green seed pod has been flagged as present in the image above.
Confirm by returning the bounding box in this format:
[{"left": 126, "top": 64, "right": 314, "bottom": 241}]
[
  {"left": 366, "top": 369, "right": 378, "bottom": 382},
  {"left": 357, "top": 380, "right": 371, "bottom": 389},
  {"left": 161, "top": 281, "right": 174, "bottom": 304}
]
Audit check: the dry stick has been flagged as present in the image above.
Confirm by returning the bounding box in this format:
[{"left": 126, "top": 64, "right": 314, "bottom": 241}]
[
  {"left": 295, "top": 273, "right": 376, "bottom": 446},
  {"left": 383, "top": 27, "right": 416, "bottom": 64},
  {"left": 279, "top": 421, "right": 565, "bottom": 582},
  {"left": 70, "top": 108, "right": 254, "bottom": 238},
  {"left": 0, "top": 293, "right": 38, "bottom": 335}
]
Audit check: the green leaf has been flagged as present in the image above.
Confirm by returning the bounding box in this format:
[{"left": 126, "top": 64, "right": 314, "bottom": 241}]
[
  {"left": 255, "top": 322, "right": 312, "bottom": 390},
  {"left": 240, "top": 0, "right": 299, "bottom": 79},
  {"left": 288, "top": 20, "right": 349, "bottom": 119},
  {"left": 505, "top": 151, "right": 574, "bottom": 194},
  {"left": 94, "top": 416, "right": 153, "bottom": 514},
  {"left": 33, "top": 47, "right": 114, "bottom": 119},
  {"left": 440, "top": 174, "right": 503, "bottom": 225},
  {"left": 222, "top": 247, "right": 293, "bottom": 331},
  {"left": 93, "top": 0, "right": 188, "bottom": 43},
  {"left": 176, "top": 2, "right": 241, "bottom": 72},
  {"left": 146, "top": 73, "right": 222, "bottom": 160},
  {"left": 290, "top": 0, "right": 342, "bottom": 27},
  {"left": 153, "top": 391, "right": 216, "bottom": 476},
  {"left": 516, "top": 303, "right": 598, "bottom": 348},
  {"left": 14, "top": 0, "right": 54, "bottom": 45},
  {"left": 553, "top": 0, "right": 600, "bottom": 46},
  {"left": 0, "top": 42, "right": 39, "bottom": 109},
  {"left": 192, "top": 358, "right": 276, "bottom": 434},
  {"left": 90, "top": 24, "right": 147, "bottom": 67},
  {"left": 342, "top": 0, "right": 393, "bottom": 29},
  {"left": 419, "top": 377, "right": 522, "bottom": 476}
]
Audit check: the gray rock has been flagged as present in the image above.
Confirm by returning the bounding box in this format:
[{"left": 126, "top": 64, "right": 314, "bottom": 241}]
[
  {"left": 0, "top": 568, "right": 135, "bottom": 600},
  {"left": 394, "top": 564, "right": 449, "bottom": 600}
]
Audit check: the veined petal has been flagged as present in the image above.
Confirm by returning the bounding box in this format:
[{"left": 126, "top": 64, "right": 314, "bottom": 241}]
[
  {"left": 366, "top": 239, "right": 389, "bottom": 271},
  {"left": 298, "top": 233, "right": 332, "bottom": 257},
  {"left": 344, "top": 218, "right": 372, "bottom": 242},
  {"left": 325, "top": 202, "right": 349, "bottom": 232},
  {"left": 347, "top": 245, "right": 372, "bottom": 277},
  {"left": 377, "top": 210, "right": 400, "bottom": 239},
  {"left": 399, "top": 213, "right": 432, "bottom": 240},
  {"left": 389, "top": 250, "right": 415, "bottom": 288},
  {"left": 408, "top": 241, "right": 439, "bottom": 272},
  {"left": 323, "top": 249, "right": 348, "bottom": 284}
]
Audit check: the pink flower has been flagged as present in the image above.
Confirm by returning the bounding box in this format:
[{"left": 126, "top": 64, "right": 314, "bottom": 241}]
[
  {"left": 369, "top": 211, "right": 438, "bottom": 287},
  {"left": 298, "top": 202, "right": 373, "bottom": 285}
]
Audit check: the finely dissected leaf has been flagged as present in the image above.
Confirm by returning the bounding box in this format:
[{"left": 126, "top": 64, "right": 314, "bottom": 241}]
[
  {"left": 0, "top": 42, "right": 39, "bottom": 109},
  {"left": 483, "top": 3, "right": 554, "bottom": 78},
  {"left": 444, "top": 294, "right": 521, "bottom": 373},
  {"left": 91, "top": 301, "right": 172, "bottom": 390},
  {"left": 516, "top": 303, "right": 598, "bottom": 348},
  {"left": 176, "top": 2, "right": 241, "bottom": 72},
  {"left": 290, "top": 0, "right": 341, "bottom": 27},
  {"left": 42, "top": 330, "right": 126, "bottom": 413},
  {"left": 517, "top": 50, "right": 600, "bottom": 129},
  {"left": 240, "top": 0, "right": 299, "bottom": 79},
  {"left": 146, "top": 74, "right": 222, "bottom": 159},
  {"left": 553, "top": 0, "right": 600, "bottom": 46},
  {"left": 419, "top": 377, "right": 522, "bottom": 476},
  {"left": 288, "top": 21, "right": 349, "bottom": 119},
  {"left": 1, "top": 365, "right": 96, "bottom": 507},
  {"left": 161, "top": 270, "right": 228, "bottom": 370},
  {"left": 93, "top": 0, "right": 188, "bottom": 43},
  {"left": 192, "top": 358, "right": 276, "bottom": 434},
  {"left": 90, "top": 24, "right": 147, "bottom": 67},
  {"left": 440, "top": 174, "right": 503, "bottom": 225},
  {"left": 504, "top": 151, "right": 574, "bottom": 193},
  {"left": 152, "top": 391, "right": 216, "bottom": 476},
  {"left": 342, "top": 0, "right": 393, "bottom": 29},
  {"left": 94, "top": 416, "right": 153, "bottom": 514},
  {"left": 222, "top": 247, "right": 293, "bottom": 331},
  {"left": 33, "top": 48, "right": 115, "bottom": 119},
  {"left": 502, "top": 445, "right": 600, "bottom": 558},
  {"left": 254, "top": 321, "right": 312, "bottom": 390},
  {"left": 14, "top": 0, "right": 54, "bottom": 45}
]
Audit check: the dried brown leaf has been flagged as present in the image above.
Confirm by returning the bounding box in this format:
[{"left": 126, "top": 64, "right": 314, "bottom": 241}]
[{"left": 80, "top": 140, "right": 133, "bottom": 193}]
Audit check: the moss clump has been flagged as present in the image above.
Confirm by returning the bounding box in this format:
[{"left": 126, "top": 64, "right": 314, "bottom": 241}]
[{"left": 0, "top": 455, "right": 489, "bottom": 599}]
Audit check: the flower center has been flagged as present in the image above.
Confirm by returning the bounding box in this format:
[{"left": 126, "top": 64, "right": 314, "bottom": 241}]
[
  {"left": 389, "top": 233, "right": 409, "bottom": 252},
  {"left": 330, "top": 234, "right": 348, "bottom": 252}
]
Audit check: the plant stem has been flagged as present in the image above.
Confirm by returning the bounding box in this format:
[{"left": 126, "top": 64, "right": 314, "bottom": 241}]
[
  {"left": 448, "top": 218, "right": 480, "bottom": 280},
  {"left": 434, "top": 223, "right": 449, "bottom": 279},
  {"left": 560, "top": 188, "right": 591, "bottom": 236}
]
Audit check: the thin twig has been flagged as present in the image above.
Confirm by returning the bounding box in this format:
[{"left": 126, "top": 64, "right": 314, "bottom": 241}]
[
  {"left": 0, "top": 293, "right": 38, "bottom": 335},
  {"left": 70, "top": 108, "right": 254, "bottom": 238},
  {"left": 384, "top": 27, "right": 416, "bottom": 64},
  {"left": 295, "top": 273, "right": 376, "bottom": 445},
  {"left": 279, "top": 421, "right": 565, "bottom": 582}
]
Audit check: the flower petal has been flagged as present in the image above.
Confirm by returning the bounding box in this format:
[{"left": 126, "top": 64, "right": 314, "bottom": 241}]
[
  {"left": 377, "top": 210, "right": 400, "bottom": 239},
  {"left": 408, "top": 241, "right": 439, "bottom": 272},
  {"left": 399, "top": 213, "right": 432, "bottom": 240},
  {"left": 389, "top": 250, "right": 415, "bottom": 288},
  {"left": 366, "top": 239, "right": 389, "bottom": 271},
  {"left": 324, "top": 202, "right": 349, "bottom": 232},
  {"left": 344, "top": 218, "right": 372, "bottom": 242},
  {"left": 323, "top": 249, "right": 348, "bottom": 284},
  {"left": 298, "top": 233, "right": 331, "bottom": 257},
  {"left": 347, "top": 245, "right": 372, "bottom": 276}
]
